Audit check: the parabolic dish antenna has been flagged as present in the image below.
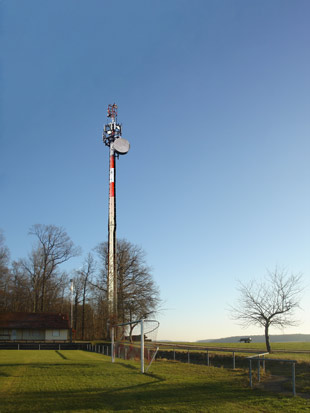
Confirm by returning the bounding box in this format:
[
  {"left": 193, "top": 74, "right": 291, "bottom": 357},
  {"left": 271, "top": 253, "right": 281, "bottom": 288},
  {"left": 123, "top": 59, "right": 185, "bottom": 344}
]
[{"left": 113, "top": 138, "right": 130, "bottom": 155}]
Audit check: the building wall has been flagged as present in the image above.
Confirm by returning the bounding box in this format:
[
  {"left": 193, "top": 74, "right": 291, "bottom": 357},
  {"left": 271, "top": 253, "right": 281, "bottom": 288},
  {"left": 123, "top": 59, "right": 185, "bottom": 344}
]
[
  {"left": 0, "top": 328, "right": 68, "bottom": 341},
  {"left": 0, "top": 329, "right": 45, "bottom": 340},
  {"left": 45, "top": 329, "right": 69, "bottom": 341}
]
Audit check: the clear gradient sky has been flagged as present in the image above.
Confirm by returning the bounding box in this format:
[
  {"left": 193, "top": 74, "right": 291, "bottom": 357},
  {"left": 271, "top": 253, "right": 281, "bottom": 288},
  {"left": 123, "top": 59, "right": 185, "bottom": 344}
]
[{"left": 1, "top": 0, "right": 309, "bottom": 341}]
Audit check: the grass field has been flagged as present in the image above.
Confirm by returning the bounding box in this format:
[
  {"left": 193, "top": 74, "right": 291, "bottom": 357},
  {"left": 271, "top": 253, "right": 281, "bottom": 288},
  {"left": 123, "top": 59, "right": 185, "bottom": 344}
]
[
  {"left": 0, "top": 350, "right": 309, "bottom": 412},
  {"left": 166, "top": 341, "right": 310, "bottom": 352},
  {"left": 157, "top": 342, "right": 310, "bottom": 362}
]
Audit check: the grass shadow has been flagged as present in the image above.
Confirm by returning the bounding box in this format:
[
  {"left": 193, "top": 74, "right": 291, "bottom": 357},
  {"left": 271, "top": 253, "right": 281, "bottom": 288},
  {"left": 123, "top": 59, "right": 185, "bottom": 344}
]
[{"left": 55, "top": 351, "right": 67, "bottom": 360}]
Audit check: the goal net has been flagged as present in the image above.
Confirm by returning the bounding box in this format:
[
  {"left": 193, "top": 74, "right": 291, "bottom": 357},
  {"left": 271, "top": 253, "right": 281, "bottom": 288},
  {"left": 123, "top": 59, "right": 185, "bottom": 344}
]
[{"left": 112, "top": 319, "right": 160, "bottom": 373}]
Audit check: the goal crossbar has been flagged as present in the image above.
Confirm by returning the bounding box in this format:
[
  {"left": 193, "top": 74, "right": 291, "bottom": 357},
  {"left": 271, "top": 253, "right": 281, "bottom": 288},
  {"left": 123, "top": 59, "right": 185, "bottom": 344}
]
[{"left": 112, "top": 319, "right": 158, "bottom": 327}]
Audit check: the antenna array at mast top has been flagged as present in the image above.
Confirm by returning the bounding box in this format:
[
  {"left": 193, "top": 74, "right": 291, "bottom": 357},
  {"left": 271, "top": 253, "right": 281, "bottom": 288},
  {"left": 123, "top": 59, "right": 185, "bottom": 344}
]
[
  {"left": 103, "top": 103, "right": 121, "bottom": 147},
  {"left": 103, "top": 103, "right": 130, "bottom": 154}
]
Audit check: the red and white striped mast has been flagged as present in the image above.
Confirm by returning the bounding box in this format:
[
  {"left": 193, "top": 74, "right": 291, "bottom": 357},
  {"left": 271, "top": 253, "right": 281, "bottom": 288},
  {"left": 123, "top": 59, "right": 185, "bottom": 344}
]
[{"left": 103, "top": 104, "right": 130, "bottom": 330}]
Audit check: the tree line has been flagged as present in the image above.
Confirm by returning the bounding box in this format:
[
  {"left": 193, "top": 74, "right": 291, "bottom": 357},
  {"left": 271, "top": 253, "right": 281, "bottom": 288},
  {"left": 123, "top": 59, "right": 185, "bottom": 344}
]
[{"left": 0, "top": 225, "right": 160, "bottom": 340}]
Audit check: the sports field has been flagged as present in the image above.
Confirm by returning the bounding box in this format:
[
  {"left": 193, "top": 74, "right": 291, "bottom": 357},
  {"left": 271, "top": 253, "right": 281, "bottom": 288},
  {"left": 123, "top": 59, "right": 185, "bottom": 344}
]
[{"left": 0, "top": 350, "right": 309, "bottom": 412}]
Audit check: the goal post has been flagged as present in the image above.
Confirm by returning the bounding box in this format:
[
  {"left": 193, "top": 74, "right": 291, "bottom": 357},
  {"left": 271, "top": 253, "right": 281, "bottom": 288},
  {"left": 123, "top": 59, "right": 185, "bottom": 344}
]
[
  {"left": 112, "top": 319, "right": 160, "bottom": 373},
  {"left": 141, "top": 319, "right": 144, "bottom": 373},
  {"left": 111, "top": 326, "right": 115, "bottom": 363}
]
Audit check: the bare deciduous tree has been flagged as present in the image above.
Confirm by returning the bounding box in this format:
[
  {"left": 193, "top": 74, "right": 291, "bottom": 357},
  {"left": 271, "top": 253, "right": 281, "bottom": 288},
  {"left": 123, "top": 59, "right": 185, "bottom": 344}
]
[
  {"left": 94, "top": 239, "right": 160, "bottom": 338},
  {"left": 72, "top": 253, "right": 95, "bottom": 339},
  {"left": 21, "top": 224, "right": 80, "bottom": 312},
  {"left": 230, "top": 268, "right": 303, "bottom": 352},
  {"left": 0, "top": 229, "right": 161, "bottom": 341},
  {"left": 9, "top": 260, "right": 31, "bottom": 312},
  {"left": 0, "top": 231, "right": 10, "bottom": 275},
  {"left": 0, "top": 231, "right": 11, "bottom": 311}
]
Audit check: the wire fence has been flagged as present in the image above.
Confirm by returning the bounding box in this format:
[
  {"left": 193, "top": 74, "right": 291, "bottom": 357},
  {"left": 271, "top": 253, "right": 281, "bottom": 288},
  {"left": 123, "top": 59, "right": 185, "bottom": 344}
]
[{"left": 3, "top": 340, "right": 302, "bottom": 397}]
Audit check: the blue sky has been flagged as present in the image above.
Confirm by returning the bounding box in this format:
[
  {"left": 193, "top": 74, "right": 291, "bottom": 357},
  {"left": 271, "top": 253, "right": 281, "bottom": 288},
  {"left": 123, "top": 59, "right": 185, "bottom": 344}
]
[{"left": 1, "top": 0, "right": 309, "bottom": 341}]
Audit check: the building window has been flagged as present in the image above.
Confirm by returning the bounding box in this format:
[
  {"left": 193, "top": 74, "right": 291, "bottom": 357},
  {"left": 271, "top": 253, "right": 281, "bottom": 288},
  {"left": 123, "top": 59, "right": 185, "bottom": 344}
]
[
  {"left": 0, "top": 329, "right": 9, "bottom": 339},
  {"left": 52, "top": 330, "right": 60, "bottom": 337}
]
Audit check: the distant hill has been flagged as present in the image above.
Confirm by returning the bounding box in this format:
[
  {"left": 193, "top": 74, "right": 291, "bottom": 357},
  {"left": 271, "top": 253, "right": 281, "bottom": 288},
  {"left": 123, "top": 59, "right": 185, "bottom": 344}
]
[{"left": 197, "top": 334, "right": 310, "bottom": 343}]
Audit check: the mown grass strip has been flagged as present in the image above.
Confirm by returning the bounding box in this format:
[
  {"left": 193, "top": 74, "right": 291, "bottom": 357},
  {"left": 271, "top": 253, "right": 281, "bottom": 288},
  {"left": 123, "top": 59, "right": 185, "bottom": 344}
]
[{"left": 0, "top": 350, "right": 309, "bottom": 412}]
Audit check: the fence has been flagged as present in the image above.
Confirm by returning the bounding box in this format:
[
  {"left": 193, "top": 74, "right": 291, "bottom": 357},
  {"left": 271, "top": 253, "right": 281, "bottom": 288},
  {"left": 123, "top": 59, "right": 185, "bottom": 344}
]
[
  {"left": 247, "top": 353, "right": 297, "bottom": 396},
  {"left": 156, "top": 343, "right": 264, "bottom": 370},
  {"left": 85, "top": 343, "right": 111, "bottom": 356},
  {"left": 0, "top": 342, "right": 89, "bottom": 350}
]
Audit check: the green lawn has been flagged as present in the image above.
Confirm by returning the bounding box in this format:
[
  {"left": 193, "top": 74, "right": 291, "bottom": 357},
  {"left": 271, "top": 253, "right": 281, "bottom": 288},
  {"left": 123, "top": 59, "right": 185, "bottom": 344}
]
[
  {"left": 167, "top": 341, "right": 310, "bottom": 352},
  {"left": 158, "top": 342, "right": 310, "bottom": 362},
  {"left": 0, "top": 350, "right": 309, "bottom": 412}
]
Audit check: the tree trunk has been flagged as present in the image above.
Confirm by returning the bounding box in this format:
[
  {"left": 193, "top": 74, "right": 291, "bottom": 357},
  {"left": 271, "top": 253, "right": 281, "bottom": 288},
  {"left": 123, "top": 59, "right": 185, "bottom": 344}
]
[
  {"left": 81, "top": 294, "right": 86, "bottom": 340},
  {"left": 74, "top": 295, "right": 78, "bottom": 332},
  {"left": 40, "top": 280, "right": 45, "bottom": 312},
  {"left": 33, "top": 290, "right": 39, "bottom": 312},
  {"left": 265, "top": 323, "right": 271, "bottom": 353}
]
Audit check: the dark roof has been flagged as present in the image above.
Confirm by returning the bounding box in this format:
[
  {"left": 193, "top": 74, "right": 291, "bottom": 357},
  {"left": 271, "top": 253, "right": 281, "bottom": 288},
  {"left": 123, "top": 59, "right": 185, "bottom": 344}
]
[{"left": 0, "top": 312, "right": 70, "bottom": 329}]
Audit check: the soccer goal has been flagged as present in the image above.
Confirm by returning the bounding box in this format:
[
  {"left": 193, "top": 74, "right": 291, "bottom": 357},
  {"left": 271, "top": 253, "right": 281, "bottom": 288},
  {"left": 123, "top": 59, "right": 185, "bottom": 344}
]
[{"left": 111, "top": 319, "right": 160, "bottom": 373}]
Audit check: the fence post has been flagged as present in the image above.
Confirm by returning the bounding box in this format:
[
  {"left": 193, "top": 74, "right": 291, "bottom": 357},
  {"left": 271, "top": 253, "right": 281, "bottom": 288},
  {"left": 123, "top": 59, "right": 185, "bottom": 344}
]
[
  {"left": 206, "top": 350, "right": 209, "bottom": 366},
  {"left": 18, "top": 344, "right": 20, "bottom": 350},
  {"left": 257, "top": 359, "right": 260, "bottom": 382},
  {"left": 249, "top": 359, "right": 252, "bottom": 388},
  {"left": 232, "top": 352, "right": 235, "bottom": 370},
  {"left": 173, "top": 349, "right": 175, "bottom": 361},
  {"left": 39, "top": 344, "right": 40, "bottom": 350},
  {"left": 292, "top": 362, "right": 296, "bottom": 396},
  {"left": 187, "top": 350, "right": 190, "bottom": 364}
]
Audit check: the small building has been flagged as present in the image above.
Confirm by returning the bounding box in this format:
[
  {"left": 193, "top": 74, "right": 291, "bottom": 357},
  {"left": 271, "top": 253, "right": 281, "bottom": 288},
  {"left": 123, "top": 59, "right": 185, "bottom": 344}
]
[{"left": 0, "top": 312, "right": 70, "bottom": 341}]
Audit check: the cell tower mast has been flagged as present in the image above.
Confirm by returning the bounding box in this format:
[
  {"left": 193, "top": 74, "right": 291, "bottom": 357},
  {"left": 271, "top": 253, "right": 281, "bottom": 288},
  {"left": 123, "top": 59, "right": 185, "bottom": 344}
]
[{"left": 103, "top": 104, "right": 130, "bottom": 328}]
